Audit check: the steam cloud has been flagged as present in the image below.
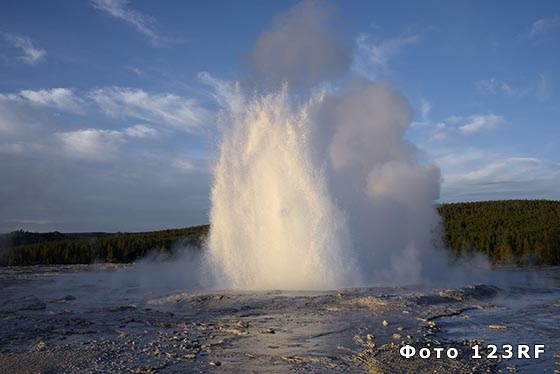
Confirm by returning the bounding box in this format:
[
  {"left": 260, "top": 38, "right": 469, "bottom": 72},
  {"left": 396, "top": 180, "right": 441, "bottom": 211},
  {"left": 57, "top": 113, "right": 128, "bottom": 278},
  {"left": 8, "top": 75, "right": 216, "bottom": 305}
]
[
  {"left": 249, "top": 0, "right": 350, "bottom": 87},
  {"left": 207, "top": 1, "right": 472, "bottom": 290}
]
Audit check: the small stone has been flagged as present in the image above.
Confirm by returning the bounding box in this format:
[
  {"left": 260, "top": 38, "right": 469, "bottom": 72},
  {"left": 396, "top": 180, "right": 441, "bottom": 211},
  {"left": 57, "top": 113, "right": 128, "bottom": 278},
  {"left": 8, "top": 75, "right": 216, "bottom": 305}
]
[
  {"left": 259, "top": 328, "right": 275, "bottom": 334},
  {"left": 31, "top": 341, "right": 47, "bottom": 352},
  {"left": 210, "top": 361, "right": 221, "bottom": 366},
  {"left": 392, "top": 333, "right": 402, "bottom": 340},
  {"left": 366, "top": 334, "right": 375, "bottom": 341},
  {"left": 382, "top": 320, "right": 389, "bottom": 327},
  {"left": 489, "top": 325, "right": 507, "bottom": 330}
]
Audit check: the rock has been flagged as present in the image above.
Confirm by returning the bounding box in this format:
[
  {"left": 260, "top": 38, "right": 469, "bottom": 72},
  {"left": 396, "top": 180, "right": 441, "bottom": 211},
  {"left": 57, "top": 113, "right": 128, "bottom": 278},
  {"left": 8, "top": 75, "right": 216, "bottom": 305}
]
[
  {"left": 392, "top": 333, "right": 401, "bottom": 340},
  {"left": 382, "top": 320, "right": 389, "bottom": 327},
  {"left": 259, "top": 328, "right": 275, "bottom": 334},
  {"left": 210, "top": 361, "right": 221, "bottom": 366},
  {"left": 489, "top": 324, "right": 507, "bottom": 330},
  {"left": 30, "top": 341, "right": 47, "bottom": 352}
]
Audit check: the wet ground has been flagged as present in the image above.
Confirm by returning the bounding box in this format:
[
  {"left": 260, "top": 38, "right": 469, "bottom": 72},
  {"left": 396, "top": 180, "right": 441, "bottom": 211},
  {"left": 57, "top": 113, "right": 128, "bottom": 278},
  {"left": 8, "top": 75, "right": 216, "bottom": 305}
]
[{"left": 0, "top": 264, "right": 558, "bottom": 373}]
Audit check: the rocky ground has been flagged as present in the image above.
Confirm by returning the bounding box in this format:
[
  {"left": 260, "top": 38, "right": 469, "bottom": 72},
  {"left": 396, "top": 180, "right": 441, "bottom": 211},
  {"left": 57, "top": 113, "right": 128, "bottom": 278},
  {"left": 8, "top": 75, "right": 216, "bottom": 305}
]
[{"left": 0, "top": 265, "right": 557, "bottom": 373}]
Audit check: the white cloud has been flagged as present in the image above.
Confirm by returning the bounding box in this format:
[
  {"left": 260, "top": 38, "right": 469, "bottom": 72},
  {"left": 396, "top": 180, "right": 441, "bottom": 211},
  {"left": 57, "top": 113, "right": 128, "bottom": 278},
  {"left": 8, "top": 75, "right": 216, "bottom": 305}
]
[
  {"left": 55, "top": 124, "right": 163, "bottom": 161},
  {"left": 409, "top": 98, "right": 433, "bottom": 132},
  {"left": 410, "top": 113, "right": 504, "bottom": 143},
  {"left": 2, "top": 33, "right": 46, "bottom": 65},
  {"left": 18, "top": 88, "right": 84, "bottom": 113},
  {"left": 55, "top": 128, "right": 126, "bottom": 161},
  {"left": 90, "top": 0, "right": 160, "bottom": 45},
  {"left": 432, "top": 122, "right": 448, "bottom": 142},
  {"left": 420, "top": 98, "right": 431, "bottom": 121},
  {"left": 475, "top": 74, "right": 552, "bottom": 100},
  {"left": 172, "top": 157, "right": 195, "bottom": 172},
  {"left": 456, "top": 157, "right": 540, "bottom": 184},
  {"left": 353, "top": 33, "right": 419, "bottom": 77},
  {"left": 475, "top": 78, "right": 519, "bottom": 96},
  {"left": 171, "top": 155, "right": 210, "bottom": 173},
  {"left": 123, "top": 124, "right": 159, "bottom": 139},
  {"left": 500, "top": 82, "right": 517, "bottom": 96},
  {"left": 458, "top": 114, "right": 504, "bottom": 135},
  {"left": 436, "top": 151, "right": 560, "bottom": 202},
  {"left": 1, "top": 85, "right": 212, "bottom": 138},
  {"left": 127, "top": 66, "right": 143, "bottom": 76},
  {"left": 198, "top": 71, "right": 243, "bottom": 113},
  {"left": 530, "top": 16, "right": 560, "bottom": 37},
  {"left": 445, "top": 115, "right": 463, "bottom": 124},
  {"left": 88, "top": 87, "right": 211, "bottom": 133}
]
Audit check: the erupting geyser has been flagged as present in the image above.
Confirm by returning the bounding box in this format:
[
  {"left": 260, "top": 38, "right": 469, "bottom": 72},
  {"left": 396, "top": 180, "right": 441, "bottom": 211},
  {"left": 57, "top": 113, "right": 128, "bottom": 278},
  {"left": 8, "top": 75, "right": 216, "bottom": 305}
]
[
  {"left": 208, "top": 88, "right": 355, "bottom": 290},
  {"left": 206, "top": 1, "right": 445, "bottom": 290}
]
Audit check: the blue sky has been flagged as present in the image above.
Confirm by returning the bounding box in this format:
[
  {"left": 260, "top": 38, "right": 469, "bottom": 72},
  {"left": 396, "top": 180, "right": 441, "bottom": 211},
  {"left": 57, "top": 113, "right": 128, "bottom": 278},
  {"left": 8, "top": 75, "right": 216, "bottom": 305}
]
[{"left": 1, "top": 0, "right": 559, "bottom": 232}]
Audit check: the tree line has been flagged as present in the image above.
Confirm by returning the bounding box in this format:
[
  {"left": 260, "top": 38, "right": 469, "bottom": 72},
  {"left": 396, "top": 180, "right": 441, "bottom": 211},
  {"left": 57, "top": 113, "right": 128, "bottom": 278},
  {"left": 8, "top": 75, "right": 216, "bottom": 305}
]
[
  {"left": 0, "top": 225, "right": 209, "bottom": 266},
  {"left": 1, "top": 200, "right": 559, "bottom": 266},
  {"left": 438, "top": 200, "right": 560, "bottom": 265}
]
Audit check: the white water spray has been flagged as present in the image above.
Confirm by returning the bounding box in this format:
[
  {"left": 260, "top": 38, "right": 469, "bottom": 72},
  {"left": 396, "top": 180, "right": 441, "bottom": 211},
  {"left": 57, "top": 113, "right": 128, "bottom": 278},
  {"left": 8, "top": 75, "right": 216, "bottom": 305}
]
[{"left": 207, "top": 89, "right": 357, "bottom": 290}]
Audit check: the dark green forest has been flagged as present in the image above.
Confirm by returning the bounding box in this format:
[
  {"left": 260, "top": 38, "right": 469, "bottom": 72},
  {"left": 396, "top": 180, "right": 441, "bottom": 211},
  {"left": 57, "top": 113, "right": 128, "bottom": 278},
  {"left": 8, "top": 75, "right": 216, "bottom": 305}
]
[
  {"left": 0, "top": 225, "right": 209, "bottom": 266},
  {"left": 1, "top": 200, "right": 559, "bottom": 266},
  {"left": 438, "top": 200, "right": 560, "bottom": 265}
]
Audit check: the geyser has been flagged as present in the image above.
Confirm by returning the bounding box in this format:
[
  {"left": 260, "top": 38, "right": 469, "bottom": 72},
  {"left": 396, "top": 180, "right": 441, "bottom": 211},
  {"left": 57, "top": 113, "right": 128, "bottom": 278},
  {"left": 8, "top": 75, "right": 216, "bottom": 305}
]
[
  {"left": 206, "top": 1, "right": 445, "bottom": 290},
  {"left": 207, "top": 80, "right": 444, "bottom": 290}
]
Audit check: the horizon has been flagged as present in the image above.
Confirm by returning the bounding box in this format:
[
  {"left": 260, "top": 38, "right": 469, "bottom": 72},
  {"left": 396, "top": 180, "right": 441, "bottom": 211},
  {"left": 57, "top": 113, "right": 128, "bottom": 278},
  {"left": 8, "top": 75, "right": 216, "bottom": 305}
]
[
  {"left": 3, "top": 198, "right": 559, "bottom": 235},
  {"left": 1, "top": 1, "right": 559, "bottom": 232}
]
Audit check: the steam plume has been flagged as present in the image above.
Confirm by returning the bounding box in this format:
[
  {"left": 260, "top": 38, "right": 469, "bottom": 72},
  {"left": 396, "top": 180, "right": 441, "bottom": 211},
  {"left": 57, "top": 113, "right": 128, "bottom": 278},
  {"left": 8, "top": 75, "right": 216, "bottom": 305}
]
[
  {"left": 207, "top": 1, "right": 451, "bottom": 290},
  {"left": 249, "top": 0, "right": 350, "bottom": 87}
]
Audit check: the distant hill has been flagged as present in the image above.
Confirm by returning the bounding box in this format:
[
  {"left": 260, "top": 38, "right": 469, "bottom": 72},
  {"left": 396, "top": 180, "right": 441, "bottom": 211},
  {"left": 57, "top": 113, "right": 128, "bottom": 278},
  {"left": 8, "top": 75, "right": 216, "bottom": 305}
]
[
  {"left": 2, "top": 200, "right": 560, "bottom": 267},
  {"left": 0, "top": 225, "right": 209, "bottom": 266}
]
